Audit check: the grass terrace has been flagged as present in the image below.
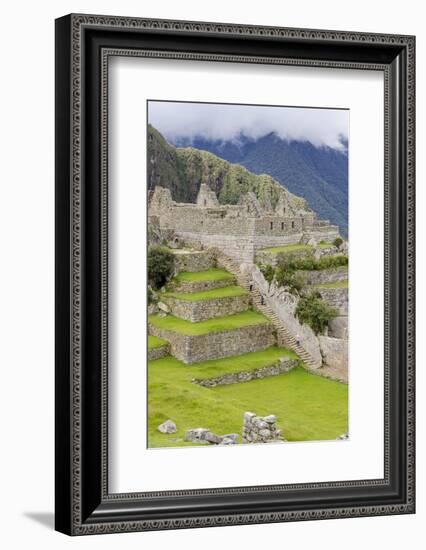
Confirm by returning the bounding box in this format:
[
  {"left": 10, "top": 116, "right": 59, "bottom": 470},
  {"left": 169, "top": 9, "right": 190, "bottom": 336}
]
[
  {"left": 190, "top": 346, "right": 298, "bottom": 380},
  {"left": 162, "top": 285, "right": 248, "bottom": 302},
  {"left": 148, "top": 356, "right": 348, "bottom": 448},
  {"left": 261, "top": 243, "right": 312, "bottom": 254},
  {"left": 317, "top": 242, "right": 335, "bottom": 249},
  {"left": 148, "top": 310, "right": 270, "bottom": 336},
  {"left": 174, "top": 268, "right": 234, "bottom": 283},
  {"left": 148, "top": 335, "right": 168, "bottom": 349},
  {"left": 313, "top": 280, "right": 349, "bottom": 289}
]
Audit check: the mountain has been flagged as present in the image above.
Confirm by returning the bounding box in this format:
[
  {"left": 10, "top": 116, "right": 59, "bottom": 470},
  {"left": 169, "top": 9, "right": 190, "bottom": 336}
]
[
  {"left": 147, "top": 124, "right": 309, "bottom": 213},
  {"left": 173, "top": 133, "right": 348, "bottom": 238}
]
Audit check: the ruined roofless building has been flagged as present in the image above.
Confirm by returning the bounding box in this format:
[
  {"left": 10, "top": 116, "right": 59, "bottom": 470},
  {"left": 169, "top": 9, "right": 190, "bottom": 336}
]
[{"left": 148, "top": 184, "right": 340, "bottom": 264}]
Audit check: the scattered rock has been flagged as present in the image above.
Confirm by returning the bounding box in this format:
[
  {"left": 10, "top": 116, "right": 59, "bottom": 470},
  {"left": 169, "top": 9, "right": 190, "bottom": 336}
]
[
  {"left": 221, "top": 433, "right": 239, "bottom": 444},
  {"left": 184, "top": 428, "right": 210, "bottom": 443},
  {"left": 158, "top": 419, "right": 177, "bottom": 434},
  {"left": 157, "top": 301, "right": 170, "bottom": 313},
  {"left": 221, "top": 437, "right": 236, "bottom": 445},
  {"left": 204, "top": 431, "right": 222, "bottom": 444},
  {"left": 184, "top": 428, "right": 240, "bottom": 445},
  {"left": 148, "top": 304, "right": 159, "bottom": 315}
]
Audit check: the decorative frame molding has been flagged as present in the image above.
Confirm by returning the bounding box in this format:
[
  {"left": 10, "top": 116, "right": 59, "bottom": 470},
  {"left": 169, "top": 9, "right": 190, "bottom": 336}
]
[{"left": 55, "top": 13, "right": 415, "bottom": 535}]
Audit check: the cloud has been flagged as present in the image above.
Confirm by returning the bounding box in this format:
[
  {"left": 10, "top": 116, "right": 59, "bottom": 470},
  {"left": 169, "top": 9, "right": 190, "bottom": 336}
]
[{"left": 148, "top": 101, "right": 349, "bottom": 150}]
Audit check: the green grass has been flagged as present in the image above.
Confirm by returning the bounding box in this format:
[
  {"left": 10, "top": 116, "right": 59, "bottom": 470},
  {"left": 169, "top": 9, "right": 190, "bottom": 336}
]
[
  {"left": 261, "top": 243, "right": 312, "bottom": 254},
  {"left": 148, "top": 310, "right": 270, "bottom": 336},
  {"left": 190, "top": 346, "right": 298, "bottom": 380},
  {"left": 148, "top": 335, "right": 168, "bottom": 349},
  {"left": 313, "top": 280, "right": 349, "bottom": 289},
  {"left": 318, "top": 242, "right": 334, "bottom": 249},
  {"left": 174, "top": 268, "right": 234, "bottom": 283},
  {"left": 148, "top": 356, "right": 348, "bottom": 448},
  {"left": 162, "top": 285, "right": 248, "bottom": 302}
]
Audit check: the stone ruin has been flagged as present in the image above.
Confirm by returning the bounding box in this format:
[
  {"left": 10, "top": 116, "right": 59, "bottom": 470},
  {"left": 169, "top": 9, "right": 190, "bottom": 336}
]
[
  {"left": 179, "top": 412, "right": 283, "bottom": 446},
  {"left": 242, "top": 411, "right": 283, "bottom": 443},
  {"left": 148, "top": 184, "right": 340, "bottom": 264}
]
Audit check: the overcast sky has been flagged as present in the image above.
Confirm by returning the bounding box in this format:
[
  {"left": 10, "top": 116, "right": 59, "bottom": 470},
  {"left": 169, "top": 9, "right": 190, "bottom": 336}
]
[{"left": 148, "top": 101, "right": 349, "bottom": 150}]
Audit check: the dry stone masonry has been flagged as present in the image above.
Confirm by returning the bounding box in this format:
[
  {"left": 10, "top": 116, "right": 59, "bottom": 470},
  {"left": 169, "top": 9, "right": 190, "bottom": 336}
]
[
  {"left": 147, "top": 343, "right": 170, "bottom": 361},
  {"left": 149, "top": 322, "right": 276, "bottom": 364},
  {"left": 161, "top": 293, "right": 250, "bottom": 322},
  {"left": 242, "top": 412, "right": 283, "bottom": 443},
  {"left": 149, "top": 184, "right": 340, "bottom": 264},
  {"left": 193, "top": 358, "right": 299, "bottom": 387}
]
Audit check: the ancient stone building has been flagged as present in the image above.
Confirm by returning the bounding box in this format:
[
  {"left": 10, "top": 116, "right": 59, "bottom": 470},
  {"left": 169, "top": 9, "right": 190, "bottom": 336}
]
[{"left": 148, "top": 184, "right": 340, "bottom": 263}]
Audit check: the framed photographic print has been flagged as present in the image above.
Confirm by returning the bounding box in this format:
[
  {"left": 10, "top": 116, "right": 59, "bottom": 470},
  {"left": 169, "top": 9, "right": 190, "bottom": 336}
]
[{"left": 55, "top": 14, "right": 415, "bottom": 535}]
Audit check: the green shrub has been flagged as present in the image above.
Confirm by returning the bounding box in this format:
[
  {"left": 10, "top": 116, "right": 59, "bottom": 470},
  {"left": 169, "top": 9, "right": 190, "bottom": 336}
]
[
  {"left": 148, "top": 246, "right": 175, "bottom": 290},
  {"left": 295, "top": 292, "right": 338, "bottom": 335},
  {"left": 333, "top": 237, "right": 344, "bottom": 248},
  {"left": 275, "top": 268, "right": 305, "bottom": 295},
  {"left": 281, "top": 253, "right": 348, "bottom": 272},
  {"left": 260, "top": 264, "right": 275, "bottom": 284}
]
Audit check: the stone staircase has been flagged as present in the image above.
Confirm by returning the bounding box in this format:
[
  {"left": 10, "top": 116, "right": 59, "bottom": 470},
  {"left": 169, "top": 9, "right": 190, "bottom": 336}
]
[{"left": 214, "top": 248, "right": 321, "bottom": 370}]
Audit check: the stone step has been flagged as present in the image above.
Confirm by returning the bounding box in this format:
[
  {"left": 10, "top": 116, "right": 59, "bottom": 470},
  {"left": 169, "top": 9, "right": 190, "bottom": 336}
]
[
  {"left": 160, "top": 287, "right": 250, "bottom": 322},
  {"left": 212, "top": 247, "right": 322, "bottom": 369}
]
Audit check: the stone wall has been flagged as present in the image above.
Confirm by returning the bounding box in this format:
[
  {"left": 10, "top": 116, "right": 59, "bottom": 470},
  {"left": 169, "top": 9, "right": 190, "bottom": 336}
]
[
  {"left": 193, "top": 359, "right": 298, "bottom": 387},
  {"left": 246, "top": 264, "right": 323, "bottom": 365},
  {"left": 148, "top": 322, "right": 276, "bottom": 364},
  {"left": 148, "top": 343, "right": 170, "bottom": 361},
  {"left": 242, "top": 412, "right": 282, "bottom": 443},
  {"left": 299, "top": 266, "right": 348, "bottom": 285},
  {"left": 172, "top": 249, "right": 215, "bottom": 273},
  {"left": 318, "top": 336, "right": 348, "bottom": 375},
  {"left": 149, "top": 186, "right": 341, "bottom": 265},
  {"left": 256, "top": 245, "right": 340, "bottom": 267},
  {"left": 256, "top": 247, "right": 311, "bottom": 267},
  {"left": 171, "top": 277, "right": 235, "bottom": 293},
  {"left": 328, "top": 316, "right": 349, "bottom": 339},
  {"left": 174, "top": 230, "right": 342, "bottom": 265},
  {"left": 162, "top": 294, "right": 250, "bottom": 322},
  {"left": 317, "top": 287, "right": 348, "bottom": 315}
]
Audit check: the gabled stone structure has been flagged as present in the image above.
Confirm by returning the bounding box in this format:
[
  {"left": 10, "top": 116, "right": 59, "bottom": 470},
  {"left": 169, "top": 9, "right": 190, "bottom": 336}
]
[{"left": 149, "top": 185, "right": 340, "bottom": 263}]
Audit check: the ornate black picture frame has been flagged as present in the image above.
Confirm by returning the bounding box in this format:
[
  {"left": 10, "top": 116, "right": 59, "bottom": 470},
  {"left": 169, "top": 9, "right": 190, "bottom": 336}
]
[{"left": 55, "top": 13, "right": 415, "bottom": 535}]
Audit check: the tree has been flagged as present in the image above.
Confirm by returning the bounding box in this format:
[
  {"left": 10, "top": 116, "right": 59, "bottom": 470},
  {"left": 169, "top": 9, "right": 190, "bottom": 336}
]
[
  {"left": 333, "top": 236, "right": 343, "bottom": 248},
  {"left": 147, "top": 246, "right": 175, "bottom": 290},
  {"left": 295, "top": 292, "right": 338, "bottom": 335}
]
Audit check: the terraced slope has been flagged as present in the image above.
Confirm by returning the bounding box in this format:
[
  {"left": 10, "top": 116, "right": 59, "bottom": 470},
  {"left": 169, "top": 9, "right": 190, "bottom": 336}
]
[{"left": 148, "top": 261, "right": 348, "bottom": 447}]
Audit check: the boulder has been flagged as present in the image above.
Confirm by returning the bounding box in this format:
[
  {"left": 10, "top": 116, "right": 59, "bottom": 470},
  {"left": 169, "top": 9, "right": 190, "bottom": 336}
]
[
  {"left": 221, "top": 433, "right": 239, "bottom": 443},
  {"left": 158, "top": 419, "right": 177, "bottom": 434},
  {"left": 157, "top": 301, "right": 170, "bottom": 313},
  {"left": 184, "top": 428, "right": 210, "bottom": 442}
]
